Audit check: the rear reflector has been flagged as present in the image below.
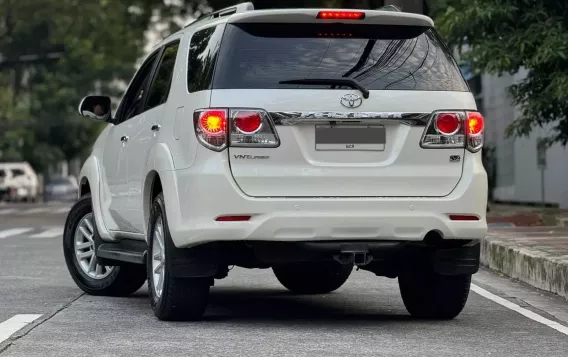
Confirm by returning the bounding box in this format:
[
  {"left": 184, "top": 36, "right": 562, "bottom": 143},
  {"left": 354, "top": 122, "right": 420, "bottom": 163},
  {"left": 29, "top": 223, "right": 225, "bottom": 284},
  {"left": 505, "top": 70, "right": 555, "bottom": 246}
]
[
  {"left": 449, "top": 215, "right": 479, "bottom": 221},
  {"left": 215, "top": 215, "right": 251, "bottom": 222},
  {"left": 317, "top": 11, "right": 365, "bottom": 20}
]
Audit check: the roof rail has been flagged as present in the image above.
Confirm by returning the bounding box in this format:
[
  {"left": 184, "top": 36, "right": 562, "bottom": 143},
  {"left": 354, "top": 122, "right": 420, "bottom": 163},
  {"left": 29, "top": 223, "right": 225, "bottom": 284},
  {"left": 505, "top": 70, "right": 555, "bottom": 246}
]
[{"left": 185, "top": 2, "right": 254, "bottom": 28}]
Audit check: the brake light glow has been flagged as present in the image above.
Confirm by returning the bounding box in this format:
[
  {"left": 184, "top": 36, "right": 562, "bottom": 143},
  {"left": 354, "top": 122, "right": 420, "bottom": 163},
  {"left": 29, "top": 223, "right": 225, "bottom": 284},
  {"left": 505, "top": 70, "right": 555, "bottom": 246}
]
[
  {"left": 199, "top": 110, "right": 227, "bottom": 135},
  {"left": 316, "top": 11, "right": 365, "bottom": 20},
  {"left": 435, "top": 113, "right": 460, "bottom": 135},
  {"left": 233, "top": 111, "right": 263, "bottom": 134},
  {"left": 466, "top": 111, "right": 484, "bottom": 135}
]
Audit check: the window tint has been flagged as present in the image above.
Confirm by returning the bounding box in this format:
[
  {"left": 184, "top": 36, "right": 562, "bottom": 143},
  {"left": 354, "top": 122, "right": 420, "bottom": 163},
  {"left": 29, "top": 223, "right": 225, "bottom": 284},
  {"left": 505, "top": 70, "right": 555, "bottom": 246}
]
[
  {"left": 146, "top": 41, "right": 180, "bottom": 110},
  {"left": 116, "top": 52, "right": 159, "bottom": 123},
  {"left": 187, "top": 26, "right": 224, "bottom": 93},
  {"left": 212, "top": 23, "right": 468, "bottom": 92},
  {"left": 0, "top": 170, "right": 5, "bottom": 178}
]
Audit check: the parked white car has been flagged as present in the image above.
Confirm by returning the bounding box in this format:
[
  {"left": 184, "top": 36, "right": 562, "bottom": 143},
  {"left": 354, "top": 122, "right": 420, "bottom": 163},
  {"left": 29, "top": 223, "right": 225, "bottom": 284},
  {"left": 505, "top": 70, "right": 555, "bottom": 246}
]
[
  {"left": 0, "top": 162, "right": 39, "bottom": 202},
  {"left": 63, "top": 3, "right": 488, "bottom": 321}
]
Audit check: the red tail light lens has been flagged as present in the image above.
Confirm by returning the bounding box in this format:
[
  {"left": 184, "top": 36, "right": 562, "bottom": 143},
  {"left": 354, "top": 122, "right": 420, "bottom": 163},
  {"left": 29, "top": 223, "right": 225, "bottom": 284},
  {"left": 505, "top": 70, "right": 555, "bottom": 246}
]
[
  {"left": 435, "top": 113, "right": 460, "bottom": 135},
  {"left": 316, "top": 11, "right": 365, "bottom": 20},
  {"left": 199, "top": 110, "right": 227, "bottom": 135},
  {"left": 466, "top": 111, "right": 484, "bottom": 135},
  {"left": 233, "top": 111, "right": 263, "bottom": 134}
]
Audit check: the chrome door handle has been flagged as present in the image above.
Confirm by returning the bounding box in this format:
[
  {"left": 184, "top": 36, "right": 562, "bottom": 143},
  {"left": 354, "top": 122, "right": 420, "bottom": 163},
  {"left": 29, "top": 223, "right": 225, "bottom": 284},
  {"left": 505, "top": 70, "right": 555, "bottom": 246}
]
[
  {"left": 151, "top": 124, "right": 161, "bottom": 132},
  {"left": 120, "top": 135, "right": 129, "bottom": 143}
]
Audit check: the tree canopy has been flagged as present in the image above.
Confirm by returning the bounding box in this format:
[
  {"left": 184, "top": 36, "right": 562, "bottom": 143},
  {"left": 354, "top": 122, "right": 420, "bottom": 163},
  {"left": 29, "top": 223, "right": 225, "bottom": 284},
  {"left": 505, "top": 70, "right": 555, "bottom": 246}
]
[{"left": 435, "top": 0, "right": 568, "bottom": 146}]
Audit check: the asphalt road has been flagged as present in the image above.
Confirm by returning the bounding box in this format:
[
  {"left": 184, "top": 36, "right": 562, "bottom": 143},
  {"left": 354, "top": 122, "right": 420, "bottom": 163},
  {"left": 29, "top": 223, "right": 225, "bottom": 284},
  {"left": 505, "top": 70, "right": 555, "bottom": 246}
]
[{"left": 0, "top": 202, "right": 567, "bottom": 356}]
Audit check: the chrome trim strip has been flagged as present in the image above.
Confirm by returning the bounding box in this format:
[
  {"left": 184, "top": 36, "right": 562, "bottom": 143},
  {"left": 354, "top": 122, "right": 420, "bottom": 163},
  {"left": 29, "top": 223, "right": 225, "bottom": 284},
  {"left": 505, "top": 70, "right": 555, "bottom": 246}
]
[{"left": 269, "top": 112, "right": 431, "bottom": 126}]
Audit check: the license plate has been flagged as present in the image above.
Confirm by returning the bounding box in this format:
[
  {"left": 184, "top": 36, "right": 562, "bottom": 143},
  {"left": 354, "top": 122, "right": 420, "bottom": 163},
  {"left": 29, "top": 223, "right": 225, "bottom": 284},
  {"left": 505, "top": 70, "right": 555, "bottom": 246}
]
[{"left": 315, "top": 125, "right": 385, "bottom": 151}]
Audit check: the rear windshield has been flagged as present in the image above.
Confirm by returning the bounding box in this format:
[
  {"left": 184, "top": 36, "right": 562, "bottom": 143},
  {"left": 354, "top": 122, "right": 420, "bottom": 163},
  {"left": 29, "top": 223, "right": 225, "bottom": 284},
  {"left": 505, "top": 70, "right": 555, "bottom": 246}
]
[{"left": 211, "top": 23, "right": 468, "bottom": 92}]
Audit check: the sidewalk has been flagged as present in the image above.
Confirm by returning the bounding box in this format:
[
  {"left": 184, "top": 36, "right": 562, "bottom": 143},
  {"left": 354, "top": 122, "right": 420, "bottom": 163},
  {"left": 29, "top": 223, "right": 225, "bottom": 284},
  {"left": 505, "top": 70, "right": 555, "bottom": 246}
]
[{"left": 482, "top": 227, "right": 568, "bottom": 300}]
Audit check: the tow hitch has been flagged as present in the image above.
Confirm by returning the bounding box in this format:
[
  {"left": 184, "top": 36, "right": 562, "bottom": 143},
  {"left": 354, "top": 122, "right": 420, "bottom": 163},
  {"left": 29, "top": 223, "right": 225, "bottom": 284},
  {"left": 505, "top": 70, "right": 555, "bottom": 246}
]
[{"left": 333, "top": 244, "right": 374, "bottom": 266}]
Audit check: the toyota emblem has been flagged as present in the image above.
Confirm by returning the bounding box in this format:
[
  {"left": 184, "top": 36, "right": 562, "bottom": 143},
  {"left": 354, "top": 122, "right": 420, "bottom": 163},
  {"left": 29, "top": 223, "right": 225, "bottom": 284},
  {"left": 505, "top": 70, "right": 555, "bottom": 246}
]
[{"left": 340, "top": 94, "right": 363, "bottom": 108}]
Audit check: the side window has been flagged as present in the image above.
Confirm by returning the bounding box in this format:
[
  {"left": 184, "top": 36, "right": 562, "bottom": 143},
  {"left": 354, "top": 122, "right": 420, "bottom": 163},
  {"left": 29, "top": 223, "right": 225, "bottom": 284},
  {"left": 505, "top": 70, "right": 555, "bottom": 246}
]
[
  {"left": 187, "top": 25, "right": 224, "bottom": 93},
  {"left": 11, "top": 169, "right": 25, "bottom": 177},
  {"left": 146, "top": 41, "right": 180, "bottom": 110},
  {"left": 0, "top": 170, "right": 5, "bottom": 178},
  {"left": 115, "top": 51, "right": 159, "bottom": 124}
]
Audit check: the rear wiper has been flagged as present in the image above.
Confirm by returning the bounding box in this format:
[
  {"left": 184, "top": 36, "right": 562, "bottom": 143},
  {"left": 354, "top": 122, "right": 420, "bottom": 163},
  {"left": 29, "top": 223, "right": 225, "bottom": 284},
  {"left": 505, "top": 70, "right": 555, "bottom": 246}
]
[{"left": 279, "top": 78, "right": 370, "bottom": 99}]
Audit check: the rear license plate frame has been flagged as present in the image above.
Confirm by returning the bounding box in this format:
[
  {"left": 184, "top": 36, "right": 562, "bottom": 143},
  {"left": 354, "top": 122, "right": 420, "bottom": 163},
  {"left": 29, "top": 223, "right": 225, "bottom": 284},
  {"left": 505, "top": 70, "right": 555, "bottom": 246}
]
[{"left": 314, "top": 124, "right": 386, "bottom": 151}]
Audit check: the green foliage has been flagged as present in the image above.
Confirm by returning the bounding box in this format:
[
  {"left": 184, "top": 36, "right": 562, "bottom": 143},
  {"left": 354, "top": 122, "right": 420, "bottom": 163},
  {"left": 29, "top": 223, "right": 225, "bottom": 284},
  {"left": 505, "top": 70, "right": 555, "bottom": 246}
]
[
  {"left": 206, "top": 0, "right": 386, "bottom": 12},
  {"left": 0, "top": 0, "right": 167, "bottom": 172},
  {"left": 435, "top": 0, "right": 568, "bottom": 146}
]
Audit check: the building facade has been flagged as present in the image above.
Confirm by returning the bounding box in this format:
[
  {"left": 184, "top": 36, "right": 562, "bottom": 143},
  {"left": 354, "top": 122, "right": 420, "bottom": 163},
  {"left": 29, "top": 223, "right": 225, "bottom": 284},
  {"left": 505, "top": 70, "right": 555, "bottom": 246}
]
[{"left": 476, "top": 70, "right": 568, "bottom": 208}]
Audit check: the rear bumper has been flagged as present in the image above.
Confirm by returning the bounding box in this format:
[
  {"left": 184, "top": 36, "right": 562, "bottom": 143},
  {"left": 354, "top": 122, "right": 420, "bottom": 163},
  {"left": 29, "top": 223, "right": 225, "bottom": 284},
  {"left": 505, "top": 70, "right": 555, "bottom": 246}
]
[
  {"left": 161, "top": 150, "right": 488, "bottom": 248},
  {"left": 168, "top": 239, "right": 481, "bottom": 278}
]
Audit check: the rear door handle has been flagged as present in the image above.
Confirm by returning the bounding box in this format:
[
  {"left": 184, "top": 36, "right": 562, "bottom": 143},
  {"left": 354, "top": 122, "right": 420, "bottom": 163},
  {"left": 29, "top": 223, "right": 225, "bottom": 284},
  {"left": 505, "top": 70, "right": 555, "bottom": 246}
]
[
  {"left": 151, "top": 124, "right": 161, "bottom": 132},
  {"left": 120, "top": 135, "right": 129, "bottom": 143}
]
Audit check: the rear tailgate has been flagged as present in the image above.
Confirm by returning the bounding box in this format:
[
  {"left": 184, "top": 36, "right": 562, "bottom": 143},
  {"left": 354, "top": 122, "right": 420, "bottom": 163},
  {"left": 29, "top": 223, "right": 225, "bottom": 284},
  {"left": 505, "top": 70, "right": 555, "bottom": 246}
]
[{"left": 209, "top": 10, "right": 474, "bottom": 198}]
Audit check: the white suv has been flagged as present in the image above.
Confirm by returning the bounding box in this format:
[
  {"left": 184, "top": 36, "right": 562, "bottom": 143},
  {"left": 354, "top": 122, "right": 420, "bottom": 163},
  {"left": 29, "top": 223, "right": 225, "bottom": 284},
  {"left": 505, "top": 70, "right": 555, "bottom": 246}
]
[{"left": 63, "top": 3, "right": 488, "bottom": 321}]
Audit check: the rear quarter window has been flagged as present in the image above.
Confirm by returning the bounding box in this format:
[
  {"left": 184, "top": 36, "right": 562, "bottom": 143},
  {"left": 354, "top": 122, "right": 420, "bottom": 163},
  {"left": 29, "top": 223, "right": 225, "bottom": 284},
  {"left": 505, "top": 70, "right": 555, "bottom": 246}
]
[
  {"left": 212, "top": 23, "right": 468, "bottom": 92},
  {"left": 187, "top": 25, "right": 225, "bottom": 93}
]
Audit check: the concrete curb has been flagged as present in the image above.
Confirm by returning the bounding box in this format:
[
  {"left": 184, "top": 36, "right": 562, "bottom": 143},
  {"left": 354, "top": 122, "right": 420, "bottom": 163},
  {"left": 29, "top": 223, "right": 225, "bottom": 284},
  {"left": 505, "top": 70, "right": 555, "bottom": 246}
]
[{"left": 481, "top": 236, "right": 568, "bottom": 300}]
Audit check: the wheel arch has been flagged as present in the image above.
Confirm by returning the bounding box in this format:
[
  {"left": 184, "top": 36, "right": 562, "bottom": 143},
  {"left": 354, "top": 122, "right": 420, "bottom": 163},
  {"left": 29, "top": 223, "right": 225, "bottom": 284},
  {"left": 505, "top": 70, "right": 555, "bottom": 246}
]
[{"left": 143, "top": 143, "right": 178, "bottom": 242}]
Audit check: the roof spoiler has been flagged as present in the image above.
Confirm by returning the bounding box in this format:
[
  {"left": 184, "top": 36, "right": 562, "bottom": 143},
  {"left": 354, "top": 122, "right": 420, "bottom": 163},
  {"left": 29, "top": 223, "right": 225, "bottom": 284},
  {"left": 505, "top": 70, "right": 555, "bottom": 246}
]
[{"left": 228, "top": 8, "right": 433, "bottom": 27}]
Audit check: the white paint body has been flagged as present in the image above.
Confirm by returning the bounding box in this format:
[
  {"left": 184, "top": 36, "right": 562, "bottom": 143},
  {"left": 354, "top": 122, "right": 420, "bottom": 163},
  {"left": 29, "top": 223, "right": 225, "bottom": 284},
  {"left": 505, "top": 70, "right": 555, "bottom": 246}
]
[{"left": 78, "top": 8, "right": 488, "bottom": 248}]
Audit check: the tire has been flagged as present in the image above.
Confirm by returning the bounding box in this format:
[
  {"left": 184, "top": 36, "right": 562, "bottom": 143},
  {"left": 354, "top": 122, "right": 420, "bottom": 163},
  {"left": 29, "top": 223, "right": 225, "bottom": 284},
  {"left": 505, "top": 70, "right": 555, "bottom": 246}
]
[
  {"left": 147, "top": 193, "right": 210, "bottom": 321},
  {"left": 399, "top": 268, "right": 472, "bottom": 320},
  {"left": 273, "top": 262, "right": 353, "bottom": 294},
  {"left": 63, "top": 194, "right": 147, "bottom": 296}
]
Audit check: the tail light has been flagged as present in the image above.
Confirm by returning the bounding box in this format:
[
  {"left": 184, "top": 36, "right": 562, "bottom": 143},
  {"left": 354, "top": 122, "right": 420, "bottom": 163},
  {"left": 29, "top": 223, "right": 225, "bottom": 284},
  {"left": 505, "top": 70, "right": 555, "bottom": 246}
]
[
  {"left": 194, "top": 108, "right": 280, "bottom": 151},
  {"left": 420, "top": 111, "right": 484, "bottom": 153},
  {"left": 194, "top": 109, "right": 228, "bottom": 151}
]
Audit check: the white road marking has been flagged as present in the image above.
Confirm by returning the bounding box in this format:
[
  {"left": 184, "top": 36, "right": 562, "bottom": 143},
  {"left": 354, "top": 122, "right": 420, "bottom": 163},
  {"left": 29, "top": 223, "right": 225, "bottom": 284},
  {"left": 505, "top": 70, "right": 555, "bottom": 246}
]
[
  {"left": 0, "top": 228, "right": 33, "bottom": 239},
  {"left": 52, "top": 207, "right": 70, "bottom": 214},
  {"left": 0, "top": 209, "right": 17, "bottom": 215},
  {"left": 0, "top": 314, "right": 42, "bottom": 343},
  {"left": 471, "top": 284, "right": 568, "bottom": 336},
  {"left": 29, "top": 227, "right": 64, "bottom": 239},
  {"left": 20, "top": 208, "right": 50, "bottom": 214}
]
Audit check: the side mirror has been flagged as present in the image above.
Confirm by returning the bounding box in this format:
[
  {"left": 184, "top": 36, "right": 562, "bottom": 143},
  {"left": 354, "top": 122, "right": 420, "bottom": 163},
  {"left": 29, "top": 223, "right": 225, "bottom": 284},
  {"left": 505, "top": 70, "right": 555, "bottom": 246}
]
[{"left": 78, "top": 96, "right": 112, "bottom": 122}]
